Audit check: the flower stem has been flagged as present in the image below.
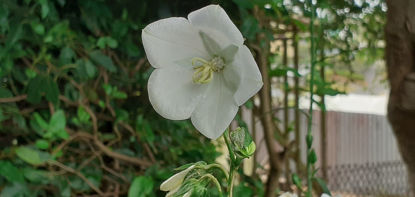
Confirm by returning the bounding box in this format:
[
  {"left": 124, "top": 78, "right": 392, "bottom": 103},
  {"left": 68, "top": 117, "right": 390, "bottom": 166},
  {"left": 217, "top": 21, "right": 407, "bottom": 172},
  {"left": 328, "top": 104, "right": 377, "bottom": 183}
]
[
  {"left": 306, "top": 0, "right": 316, "bottom": 196},
  {"left": 199, "top": 174, "right": 223, "bottom": 195},
  {"left": 227, "top": 164, "right": 236, "bottom": 197},
  {"left": 205, "top": 163, "right": 229, "bottom": 180},
  {"left": 224, "top": 129, "right": 236, "bottom": 197}
]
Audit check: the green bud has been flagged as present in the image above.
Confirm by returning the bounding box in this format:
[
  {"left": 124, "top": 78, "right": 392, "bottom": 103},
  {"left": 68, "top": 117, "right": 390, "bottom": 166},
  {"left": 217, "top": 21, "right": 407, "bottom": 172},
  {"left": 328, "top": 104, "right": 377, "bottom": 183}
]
[
  {"left": 308, "top": 149, "right": 317, "bottom": 164},
  {"left": 306, "top": 134, "right": 313, "bottom": 149},
  {"left": 230, "top": 127, "right": 256, "bottom": 158}
]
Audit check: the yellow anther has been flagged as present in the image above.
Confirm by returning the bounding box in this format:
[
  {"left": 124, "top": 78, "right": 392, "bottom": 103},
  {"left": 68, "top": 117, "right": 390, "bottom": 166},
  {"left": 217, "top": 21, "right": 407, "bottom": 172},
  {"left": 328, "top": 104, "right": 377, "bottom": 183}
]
[
  {"left": 192, "top": 57, "right": 210, "bottom": 66},
  {"left": 191, "top": 57, "right": 225, "bottom": 84},
  {"left": 192, "top": 66, "right": 213, "bottom": 84}
]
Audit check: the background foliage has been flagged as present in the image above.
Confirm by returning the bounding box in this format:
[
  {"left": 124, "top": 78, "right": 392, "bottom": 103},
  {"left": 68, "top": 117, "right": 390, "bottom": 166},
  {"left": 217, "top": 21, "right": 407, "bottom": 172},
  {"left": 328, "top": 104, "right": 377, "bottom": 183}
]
[{"left": 0, "top": 0, "right": 385, "bottom": 196}]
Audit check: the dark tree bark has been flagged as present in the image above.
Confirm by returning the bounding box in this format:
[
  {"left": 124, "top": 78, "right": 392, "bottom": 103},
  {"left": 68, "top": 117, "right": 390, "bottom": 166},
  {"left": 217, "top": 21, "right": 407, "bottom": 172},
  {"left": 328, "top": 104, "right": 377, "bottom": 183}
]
[
  {"left": 385, "top": 0, "right": 415, "bottom": 195},
  {"left": 255, "top": 37, "right": 281, "bottom": 197}
]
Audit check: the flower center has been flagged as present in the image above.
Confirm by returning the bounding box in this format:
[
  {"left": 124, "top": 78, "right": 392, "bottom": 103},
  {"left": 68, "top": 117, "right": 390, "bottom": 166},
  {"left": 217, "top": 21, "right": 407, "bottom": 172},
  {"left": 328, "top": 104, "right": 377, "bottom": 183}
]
[{"left": 192, "top": 56, "right": 225, "bottom": 84}]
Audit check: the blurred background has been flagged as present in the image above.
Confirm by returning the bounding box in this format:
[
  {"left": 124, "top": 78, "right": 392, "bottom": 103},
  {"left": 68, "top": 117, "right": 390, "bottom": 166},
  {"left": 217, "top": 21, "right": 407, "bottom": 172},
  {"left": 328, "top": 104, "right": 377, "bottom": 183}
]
[{"left": 0, "top": 0, "right": 403, "bottom": 196}]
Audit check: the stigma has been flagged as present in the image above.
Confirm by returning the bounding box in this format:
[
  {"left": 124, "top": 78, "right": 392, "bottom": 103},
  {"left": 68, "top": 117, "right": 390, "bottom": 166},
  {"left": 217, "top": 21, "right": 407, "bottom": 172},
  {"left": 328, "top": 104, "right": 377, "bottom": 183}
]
[{"left": 192, "top": 56, "right": 225, "bottom": 84}]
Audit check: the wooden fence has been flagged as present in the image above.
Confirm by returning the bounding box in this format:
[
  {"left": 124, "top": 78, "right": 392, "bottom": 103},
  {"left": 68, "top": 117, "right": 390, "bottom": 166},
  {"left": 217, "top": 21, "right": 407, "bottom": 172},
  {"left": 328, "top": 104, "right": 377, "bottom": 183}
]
[{"left": 243, "top": 108, "right": 410, "bottom": 196}]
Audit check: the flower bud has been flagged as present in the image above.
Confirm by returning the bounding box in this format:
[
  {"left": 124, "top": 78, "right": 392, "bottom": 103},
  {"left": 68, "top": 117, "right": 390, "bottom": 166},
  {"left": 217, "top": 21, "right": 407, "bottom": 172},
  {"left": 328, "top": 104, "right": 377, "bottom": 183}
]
[{"left": 230, "top": 127, "right": 256, "bottom": 158}]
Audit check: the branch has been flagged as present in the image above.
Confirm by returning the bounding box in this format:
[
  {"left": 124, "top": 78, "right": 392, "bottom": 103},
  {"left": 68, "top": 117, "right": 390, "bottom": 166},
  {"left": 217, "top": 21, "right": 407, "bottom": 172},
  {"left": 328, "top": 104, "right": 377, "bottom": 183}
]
[
  {"left": 93, "top": 136, "right": 152, "bottom": 167},
  {"left": 119, "top": 123, "right": 156, "bottom": 163},
  {"left": 48, "top": 160, "right": 105, "bottom": 196},
  {"left": 54, "top": 131, "right": 152, "bottom": 167},
  {"left": 0, "top": 94, "right": 27, "bottom": 103}
]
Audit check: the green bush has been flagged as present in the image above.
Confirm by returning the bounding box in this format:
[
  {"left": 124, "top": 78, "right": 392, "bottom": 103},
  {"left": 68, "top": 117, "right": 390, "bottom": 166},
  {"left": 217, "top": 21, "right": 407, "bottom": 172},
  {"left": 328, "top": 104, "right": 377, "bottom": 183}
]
[{"left": 0, "top": 0, "right": 220, "bottom": 196}]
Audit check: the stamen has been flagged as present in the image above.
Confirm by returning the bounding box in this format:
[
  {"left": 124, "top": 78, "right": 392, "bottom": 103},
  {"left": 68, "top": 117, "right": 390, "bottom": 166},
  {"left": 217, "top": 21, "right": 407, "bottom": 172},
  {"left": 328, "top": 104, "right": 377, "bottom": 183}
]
[{"left": 191, "top": 57, "right": 225, "bottom": 84}]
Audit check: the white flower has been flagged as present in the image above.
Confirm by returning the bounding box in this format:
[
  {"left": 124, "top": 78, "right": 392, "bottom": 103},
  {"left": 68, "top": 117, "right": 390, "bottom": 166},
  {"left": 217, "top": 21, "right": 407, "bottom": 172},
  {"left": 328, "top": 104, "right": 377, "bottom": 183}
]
[
  {"left": 279, "top": 192, "right": 298, "bottom": 197},
  {"left": 142, "top": 5, "right": 263, "bottom": 139},
  {"left": 321, "top": 194, "right": 331, "bottom": 197},
  {"left": 160, "top": 165, "right": 195, "bottom": 193}
]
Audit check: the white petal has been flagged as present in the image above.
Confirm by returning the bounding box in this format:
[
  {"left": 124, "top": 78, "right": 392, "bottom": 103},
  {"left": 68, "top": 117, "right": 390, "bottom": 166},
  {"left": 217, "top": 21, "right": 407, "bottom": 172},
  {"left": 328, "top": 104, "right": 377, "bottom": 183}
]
[
  {"left": 142, "top": 17, "right": 208, "bottom": 68},
  {"left": 321, "top": 194, "right": 331, "bottom": 197},
  {"left": 191, "top": 74, "right": 238, "bottom": 139},
  {"left": 148, "top": 65, "right": 207, "bottom": 120},
  {"left": 227, "top": 45, "right": 263, "bottom": 106},
  {"left": 188, "top": 5, "right": 244, "bottom": 46},
  {"left": 160, "top": 165, "right": 195, "bottom": 191},
  {"left": 165, "top": 186, "right": 180, "bottom": 197},
  {"left": 183, "top": 190, "right": 193, "bottom": 197},
  {"left": 279, "top": 192, "right": 298, "bottom": 197}
]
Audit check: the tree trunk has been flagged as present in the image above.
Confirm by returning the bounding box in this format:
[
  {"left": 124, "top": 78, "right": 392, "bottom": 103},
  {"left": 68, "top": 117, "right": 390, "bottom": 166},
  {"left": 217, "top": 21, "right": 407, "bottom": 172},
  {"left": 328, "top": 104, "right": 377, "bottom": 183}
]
[
  {"left": 385, "top": 0, "right": 415, "bottom": 195},
  {"left": 254, "top": 33, "right": 281, "bottom": 197}
]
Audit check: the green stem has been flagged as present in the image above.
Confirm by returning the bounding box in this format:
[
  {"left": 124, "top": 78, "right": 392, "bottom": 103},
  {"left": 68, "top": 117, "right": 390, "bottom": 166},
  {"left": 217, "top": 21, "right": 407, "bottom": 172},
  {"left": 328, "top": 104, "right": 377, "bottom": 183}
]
[
  {"left": 199, "top": 174, "right": 223, "bottom": 195},
  {"left": 306, "top": 0, "right": 316, "bottom": 196},
  {"left": 224, "top": 129, "right": 237, "bottom": 197},
  {"left": 205, "top": 163, "right": 229, "bottom": 180},
  {"left": 227, "top": 165, "right": 236, "bottom": 197}
]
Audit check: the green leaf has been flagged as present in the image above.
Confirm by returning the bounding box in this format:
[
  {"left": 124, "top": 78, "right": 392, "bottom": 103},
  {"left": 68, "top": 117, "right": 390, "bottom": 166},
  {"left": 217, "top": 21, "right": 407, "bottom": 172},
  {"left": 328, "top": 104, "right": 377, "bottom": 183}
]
[
  {"left": 0, "top": 161, "right": 25, "bottom": 182},
  {"left": 27, "top": 75, "right": 59, "bottom": 104},
  {"left": 313, "top": 177, "right": 332, "bottom": 196},
  {"left": 316, "top": 87, "right": 343, "bottom": 96},
  {"left": 112, "top": 90, "right": 127, "bottom": 99},
  {"left": 27, "top": 75, "right": 44, "bottom": 104},
  {"left": 244, "top": 100, "right": 254, "bottom": 109},
  {"left": 44, "top": 76, "right": 59, "bottom": 104},
  {"left": 59, "top": 47, "right": 75, "bottom": 66},
  {"left": 77, "top": 106, "right": 90, "bottom": 123},
  {"left": 22, "top": 168, "right": 50, "bottom": 183},
  {"left": 142, "top": 121, "right": 155, "bottom": 143},
  {"left": 47, "top": 110, "right": 68, "bottom": 139},
  {"left": 269, "top": 67, "right": 301, "bottom": 77},
  {"left": 39, "top": 0, "right": 49, "bottom": 19},
  {"left": 25, "top": 68, "right": 37, "bottom": 79},
  {"left": 291, "top": 18, "right": 307, "bottom": 31},
  {"left": 233, "top": 183, "right": 253, "bottom": 197},
  {"left": 15, "top": 147, "right": 48, "bottom": 165},
  {"left": 0, "top": 183, "right": 30, "bottom": 197},
  {"left": 106, "top": 37, "right": 118, "bottom": 48},
  {"left": 232, "top": 0, "right": 254, "bottom": 9},
  {"left": 49, "top": 110, "right": 66, "bottom": 131},
  {"left": 31, "top": 22, "right": 45, "bottom": 35},
  {"left": 35, "top": 139, "right": 50, "bottom": 150},
  {"left": 84, "top": 59, "right": 97, "bottom": 78},
  {"left": 6, "top": 24, "right": 23, "bottom": 46},
  {"left": 102, "top": 84, "right": 112, "bottom": 95},
  {"left": 89, "top": 50, "right": 117, "bottom": 72},
  {"left": 96, "top": 37, "right": 107, "bottom": 49},
  {"left": 33, "top": 113, "right": 49, "bottom": 131},
  {"left": 56, "top": 0, "right": 65, "bottom": 6},
  {"left": 0, "top": 87, "right": 13, "bottom": 99},
  {"left": 97, "top": 37, "right": 118, "bottom": 49},
  {"left": 128, "top": 176, "right": 154, "bottom": 197},
  {"left": 291, "top": 173, "right": 302, "bottom": 190},
  {"left": 241, "top": 16, "right": 259, "bottom": 40}
]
